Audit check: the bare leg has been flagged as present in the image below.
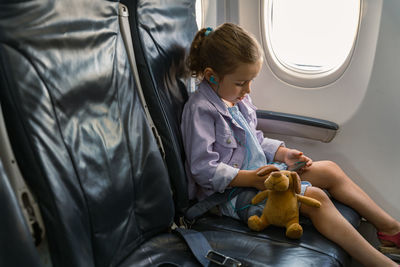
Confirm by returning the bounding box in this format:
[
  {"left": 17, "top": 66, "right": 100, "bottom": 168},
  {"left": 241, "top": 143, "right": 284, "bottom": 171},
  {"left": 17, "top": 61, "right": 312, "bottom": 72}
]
[
  {"left": 300, "top": 160, "right": 400, "bottom": 236},
  {"left": 301, "top": 187, "right": 397, "bottom": 267}
]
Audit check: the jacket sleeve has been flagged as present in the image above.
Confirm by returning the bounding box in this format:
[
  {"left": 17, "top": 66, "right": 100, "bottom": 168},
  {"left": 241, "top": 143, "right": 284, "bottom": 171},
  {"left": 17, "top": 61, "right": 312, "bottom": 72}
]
[{"left": 181, "top": 101, "right": 238, "bottom": 195}]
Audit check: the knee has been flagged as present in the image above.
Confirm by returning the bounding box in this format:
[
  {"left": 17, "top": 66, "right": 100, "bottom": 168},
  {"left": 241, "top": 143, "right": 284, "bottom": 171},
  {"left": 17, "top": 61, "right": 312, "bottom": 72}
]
[
  {"left": 318, "top": 160, "right": 349, "bottom": 184},
  {"left": 304, "top": 187, "right": 331, "bottom": 205},
  {"left": 319, "top": 160, "right": 340, "bottom": 173},
  {"left": 301, "top": 187, "right": 332, "bottom": 216}
]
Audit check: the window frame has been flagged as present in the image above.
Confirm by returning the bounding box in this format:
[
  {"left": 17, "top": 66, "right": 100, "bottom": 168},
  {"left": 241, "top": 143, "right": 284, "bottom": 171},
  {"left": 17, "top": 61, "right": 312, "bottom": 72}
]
[
  {"left": 260, "top": 0, "right": 363, "bottom": 88},
  {"left": 195, "top": 0, "right": 204, "bottom": 29}
]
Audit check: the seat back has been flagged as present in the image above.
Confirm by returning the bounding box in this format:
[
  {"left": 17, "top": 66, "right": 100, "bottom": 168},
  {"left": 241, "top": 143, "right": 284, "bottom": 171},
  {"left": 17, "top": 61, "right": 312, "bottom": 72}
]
[
  {"left": 0, "top": 1, "right": 174, "bottom": 267},
  {"left": 121, "top": 0, "right": 198, "bottom": 216}
]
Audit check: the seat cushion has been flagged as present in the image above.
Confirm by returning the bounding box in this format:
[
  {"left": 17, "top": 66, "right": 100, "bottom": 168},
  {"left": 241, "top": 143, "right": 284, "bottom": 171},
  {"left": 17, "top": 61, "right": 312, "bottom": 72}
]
[
  {"left": 120, "top": 229, "right": 343, "bottom": 267},
  {"left": 193, "top": 199, "right": 360, "bottom": 267}
]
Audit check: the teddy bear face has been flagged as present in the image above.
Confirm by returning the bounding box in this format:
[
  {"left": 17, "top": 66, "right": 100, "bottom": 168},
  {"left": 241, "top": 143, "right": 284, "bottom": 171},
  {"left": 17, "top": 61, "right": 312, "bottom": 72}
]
[{"left": 264, "top": 171, "right": 291, "bottom": 192}]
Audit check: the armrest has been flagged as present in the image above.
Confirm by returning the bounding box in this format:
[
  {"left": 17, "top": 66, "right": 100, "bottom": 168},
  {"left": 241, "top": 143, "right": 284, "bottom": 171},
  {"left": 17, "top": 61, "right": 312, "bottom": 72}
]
[{"left": 256, "top": 110, "right": 339, "bottom": 143}]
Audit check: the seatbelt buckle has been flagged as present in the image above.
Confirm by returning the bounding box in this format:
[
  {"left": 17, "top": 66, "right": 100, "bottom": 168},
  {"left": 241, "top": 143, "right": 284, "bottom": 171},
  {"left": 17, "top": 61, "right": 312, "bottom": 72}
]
[
  {"left": 206, "top": 250, "right": 242, "bottom": 266},
  {"left": 179, "top": 216, "right": 195, "bottom": 229}
]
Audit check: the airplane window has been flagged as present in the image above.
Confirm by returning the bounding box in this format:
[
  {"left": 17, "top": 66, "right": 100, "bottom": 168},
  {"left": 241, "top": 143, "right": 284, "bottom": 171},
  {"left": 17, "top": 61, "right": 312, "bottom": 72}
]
[
  {"left": 262, "top": 0, "right": 361, "bottom": 87},
  {"left": 195, "top": 0, "right": 203, "bottom": 29}
]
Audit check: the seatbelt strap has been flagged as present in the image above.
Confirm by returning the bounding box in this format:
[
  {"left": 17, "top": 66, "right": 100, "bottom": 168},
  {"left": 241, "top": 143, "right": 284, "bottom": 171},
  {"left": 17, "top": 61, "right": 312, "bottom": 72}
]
[
  {"left": 173, "top": 227, "right": 242, "bottom": 267},
  {"left": 174, "top": 228, "right": 211, "bottom": 266},
  {"left": 184, "top": 188, "right": 243, "bottom": 223}
]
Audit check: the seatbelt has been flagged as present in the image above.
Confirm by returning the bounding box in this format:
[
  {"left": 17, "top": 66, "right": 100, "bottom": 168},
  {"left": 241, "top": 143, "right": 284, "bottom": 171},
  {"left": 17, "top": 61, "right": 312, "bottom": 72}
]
[
  {"left": 183, "top": 187, "right": 260, "bottom": 227},
  {"left": 177, "top": 190, "right": 245, "bottom": 267},
  {"left": 184, "top": 188, "right": 243, "bottom": 224},
  {"left": 172, "top": 225, "right": 242, "bottom": 267},
  {"left": 118, "top": 3, "right": 166, "bottom": 159}
]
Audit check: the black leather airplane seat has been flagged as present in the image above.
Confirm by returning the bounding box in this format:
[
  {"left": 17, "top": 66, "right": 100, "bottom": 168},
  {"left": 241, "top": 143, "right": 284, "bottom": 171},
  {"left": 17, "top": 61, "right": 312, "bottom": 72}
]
[
  {"left": 0, "top": 160, "right": 42, "bottom": 267},
  {"left": 0, "top": 1, "right": 189, "bottom": 266},
  {"left": 122, "top": 0, "right": 362, "bottom": 266}
]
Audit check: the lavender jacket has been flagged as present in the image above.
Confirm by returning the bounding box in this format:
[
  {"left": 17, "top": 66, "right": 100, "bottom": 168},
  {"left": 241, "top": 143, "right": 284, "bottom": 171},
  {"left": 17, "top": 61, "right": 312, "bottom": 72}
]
[{"left": 181, "top": 81, "right": 284, "bottom": 201}]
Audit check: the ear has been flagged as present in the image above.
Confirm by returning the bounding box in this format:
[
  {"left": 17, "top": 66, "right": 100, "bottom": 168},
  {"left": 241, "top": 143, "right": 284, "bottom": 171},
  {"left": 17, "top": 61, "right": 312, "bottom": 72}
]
[
  {"left": 291, "top": 171, "right": 301, "bottom": 194},
  {"left": 204, "top": 67, "right": 219, "bottom": 84}
]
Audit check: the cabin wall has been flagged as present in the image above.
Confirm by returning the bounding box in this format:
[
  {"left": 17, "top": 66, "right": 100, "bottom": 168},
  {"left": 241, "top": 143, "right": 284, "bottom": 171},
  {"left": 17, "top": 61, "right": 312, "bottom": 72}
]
[{"left": 337, "top": 0, "right": 400, "bottom": 220}]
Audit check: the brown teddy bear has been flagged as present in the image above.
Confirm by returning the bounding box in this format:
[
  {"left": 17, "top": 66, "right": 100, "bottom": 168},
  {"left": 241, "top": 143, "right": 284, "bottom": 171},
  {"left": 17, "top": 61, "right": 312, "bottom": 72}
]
[{"left": 248, "top": 170, "right": 321, "bottom": 239}]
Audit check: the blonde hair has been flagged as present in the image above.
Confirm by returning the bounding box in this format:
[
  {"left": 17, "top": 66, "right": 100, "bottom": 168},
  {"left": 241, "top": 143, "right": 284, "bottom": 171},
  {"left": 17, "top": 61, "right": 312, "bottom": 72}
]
[{"left": 187, "top": 23, "right": 263, "bottom": 79}]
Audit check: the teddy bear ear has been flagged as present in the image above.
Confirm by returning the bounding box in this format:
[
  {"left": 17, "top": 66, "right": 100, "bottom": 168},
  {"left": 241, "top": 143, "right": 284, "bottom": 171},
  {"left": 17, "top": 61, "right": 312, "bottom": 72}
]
[
  {"left": 271, "top": 171, "right": 282, "bottom": 178},
  {"left": 291, "top": 172, "right": 301, "bottom": 194}
]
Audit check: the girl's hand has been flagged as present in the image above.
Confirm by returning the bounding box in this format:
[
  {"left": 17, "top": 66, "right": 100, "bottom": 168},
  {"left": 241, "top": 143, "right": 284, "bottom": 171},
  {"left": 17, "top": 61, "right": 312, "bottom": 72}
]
[
  {"left": 230, "top": 165, "right": 279, "bottom": 191},
  {"left": 254, "top": 165, "right": 279, "bottom": 190},
  {"left": 284, "top": 149, "right": 313, "bottom": 172}
]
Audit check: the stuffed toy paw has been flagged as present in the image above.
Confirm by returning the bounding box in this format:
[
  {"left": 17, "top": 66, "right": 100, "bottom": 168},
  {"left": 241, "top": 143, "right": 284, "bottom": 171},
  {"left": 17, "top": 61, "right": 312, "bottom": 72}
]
[{"left": 248, "top": 170, "right": 321, "bottom": 239}]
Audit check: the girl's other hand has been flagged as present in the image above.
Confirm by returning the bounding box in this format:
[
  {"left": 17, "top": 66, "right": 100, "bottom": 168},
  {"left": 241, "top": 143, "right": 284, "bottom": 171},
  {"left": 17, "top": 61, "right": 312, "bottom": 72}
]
[{"left": 285, "top": 149, "right": 313, "bottom": 171}]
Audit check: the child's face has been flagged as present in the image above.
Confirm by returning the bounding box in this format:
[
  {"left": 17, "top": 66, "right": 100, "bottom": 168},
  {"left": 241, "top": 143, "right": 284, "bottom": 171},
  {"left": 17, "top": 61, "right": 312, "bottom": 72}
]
[{"left": 217, "top": 60, "right": 262, "bottom": 105}]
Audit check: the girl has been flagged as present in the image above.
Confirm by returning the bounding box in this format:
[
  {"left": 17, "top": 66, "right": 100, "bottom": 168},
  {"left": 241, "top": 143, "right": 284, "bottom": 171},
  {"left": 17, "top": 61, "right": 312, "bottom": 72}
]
[{"left": 181, "top": 23, "right": 400, "bottom": 267}]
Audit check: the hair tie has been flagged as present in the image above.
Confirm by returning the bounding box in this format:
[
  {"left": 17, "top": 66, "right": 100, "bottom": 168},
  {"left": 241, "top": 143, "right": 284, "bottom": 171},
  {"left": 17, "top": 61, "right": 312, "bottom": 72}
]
[{"left": 204, "top": 27, "right": 213, "bottom": 36}]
